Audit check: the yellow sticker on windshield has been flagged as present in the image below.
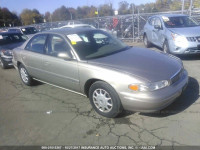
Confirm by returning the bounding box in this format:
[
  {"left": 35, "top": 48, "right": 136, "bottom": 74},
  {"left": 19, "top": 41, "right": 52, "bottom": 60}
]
[{"left": 71, "top": 41, "right": 77, "bottom": 45}]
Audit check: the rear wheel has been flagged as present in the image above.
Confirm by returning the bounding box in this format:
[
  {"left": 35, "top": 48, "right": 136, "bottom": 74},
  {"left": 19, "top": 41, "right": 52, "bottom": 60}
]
[
  {"left": 143, "top": 34, "right": 151, "bottom": 48},
  {"left": 89, "top": 81, "right": 123, "bottom": 118},
  {"left": 19, "top": 64, "right": 33, "bottom": 86}
]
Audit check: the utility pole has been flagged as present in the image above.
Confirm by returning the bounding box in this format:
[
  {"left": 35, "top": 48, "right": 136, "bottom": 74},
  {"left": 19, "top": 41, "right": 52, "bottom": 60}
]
[
  {"left": 189, "top": 0, "right": 193, "bottom": 16},
  {"left": 181, "top": 0, "right": 185, "bottom": 14}
]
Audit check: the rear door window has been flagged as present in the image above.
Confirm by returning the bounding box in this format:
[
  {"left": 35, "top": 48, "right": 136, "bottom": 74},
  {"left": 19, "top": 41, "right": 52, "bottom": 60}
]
[{"left": 25, "top": 34, "right": 47, "bottom": 54}]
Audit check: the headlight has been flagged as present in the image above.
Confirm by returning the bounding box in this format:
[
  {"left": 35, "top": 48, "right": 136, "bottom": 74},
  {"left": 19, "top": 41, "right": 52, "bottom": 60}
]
[
  {"left": 129, "top": 80, "right": 169, "bottom": 92},
  {"left": 1, "top": 50, "right": 13, "bottom": 57},
  {"left": 171, "top": 33, "right": 188, "bottom": 48}
]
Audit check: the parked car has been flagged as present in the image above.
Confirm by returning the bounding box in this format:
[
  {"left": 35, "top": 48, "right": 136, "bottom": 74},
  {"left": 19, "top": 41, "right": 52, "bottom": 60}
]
[
  {"left": 8, "top": 26, "right": 38, "bottom": 38},
  {"left": 0, "top": 32, "right": 28, "bottom": 69},
  {"left": 143, "top": 14, "right": 200, "bottom": 54},
  {"left": 13, "top": 28, "right": 188, "bottom": 118}
]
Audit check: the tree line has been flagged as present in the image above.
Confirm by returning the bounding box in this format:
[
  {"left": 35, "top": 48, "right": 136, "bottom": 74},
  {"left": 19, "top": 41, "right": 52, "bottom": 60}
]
[{"left": 0, "top": 0, "right": 199, "bottom": 27}]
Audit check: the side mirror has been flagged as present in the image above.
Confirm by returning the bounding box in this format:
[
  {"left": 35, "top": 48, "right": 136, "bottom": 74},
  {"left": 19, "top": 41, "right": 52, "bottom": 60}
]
[
  {"left": 154, "top": 25, "right": 162, "bottom": 30},
  {"left": 57, "top": 52, "right": 72, "bottom": 60}
]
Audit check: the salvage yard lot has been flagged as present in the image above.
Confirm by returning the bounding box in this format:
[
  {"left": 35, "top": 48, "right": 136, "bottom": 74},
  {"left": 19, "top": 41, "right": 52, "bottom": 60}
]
[{"left": 0, "top": 43, "right": 200, "bottom": 146}]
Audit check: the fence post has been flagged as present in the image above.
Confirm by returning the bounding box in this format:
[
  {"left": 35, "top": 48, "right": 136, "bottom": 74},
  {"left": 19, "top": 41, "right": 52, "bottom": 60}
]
[
  {"left": 189, "top": 0, "right": 193, "bottom": 16},
  {"left": 132, "top": 4, "right": 135, "bottom": 42},
  {"left": 138, "top": 8, "right": 140, "bottom": 42}
]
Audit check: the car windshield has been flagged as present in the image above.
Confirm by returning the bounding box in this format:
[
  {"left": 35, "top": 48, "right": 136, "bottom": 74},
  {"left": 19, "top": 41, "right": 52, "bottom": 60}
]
[
  {"left": 162, "top": 16, "right": 199, "bottom": 28},
  {"left": 0, "top": 33, "right": 27, "bottom": 45},
  {"left": 21, "top": 27, "right": 38, "bottom": 35},
  {"left": 66, "top": 30, "right": 129, "bottom": 60}
]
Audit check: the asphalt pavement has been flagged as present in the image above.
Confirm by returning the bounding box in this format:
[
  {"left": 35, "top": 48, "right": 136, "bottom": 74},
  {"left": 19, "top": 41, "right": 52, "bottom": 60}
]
[{"left": 0, "top": 43, "right": 200, "bottom": 148}]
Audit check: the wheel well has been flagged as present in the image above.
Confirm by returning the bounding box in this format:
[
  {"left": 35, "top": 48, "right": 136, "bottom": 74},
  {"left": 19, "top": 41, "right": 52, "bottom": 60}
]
[
  {"left": 143, "top": 32, "right": 146, "bottom": 38},
  {"left": 163, "top": 38, "right": 168, "bottom": 47},
  {"left": 17, "top": 61, "right": 22, "bottom": 68},
  {"left": 84, "top": 79, "right": 102, "bottom": 97}
]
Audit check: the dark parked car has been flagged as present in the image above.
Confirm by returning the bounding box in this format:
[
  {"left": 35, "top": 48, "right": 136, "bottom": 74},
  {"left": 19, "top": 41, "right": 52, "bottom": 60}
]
[
  {"left": 8, "top": 26, "right": 38, "bottom": 38},
  {"left": 13, "top": 28, "right": 188, "bottom": 118},
  {"left": 0, "top": 32, "right": 28, "bottom": 69}
]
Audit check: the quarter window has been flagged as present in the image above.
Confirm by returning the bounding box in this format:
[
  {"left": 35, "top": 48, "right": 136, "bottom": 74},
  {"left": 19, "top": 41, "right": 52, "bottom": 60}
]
[{"left": 25, "top": 34, "right": 47, "bottom": 54}]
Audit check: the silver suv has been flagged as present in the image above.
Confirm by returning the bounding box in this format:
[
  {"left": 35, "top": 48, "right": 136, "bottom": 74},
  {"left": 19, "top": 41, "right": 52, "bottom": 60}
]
[{"left": 143, "top": 14, "right": 200, "bottom": 54}]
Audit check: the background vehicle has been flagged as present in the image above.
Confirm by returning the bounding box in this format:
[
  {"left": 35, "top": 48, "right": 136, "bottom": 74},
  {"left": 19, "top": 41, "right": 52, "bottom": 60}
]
[
  {"left": 0, "top": 32, "right": 28, "bottom": 69},
  {"left": 13, "top": 28, "right": 188, "bottom": 118},
  {"left": 143, "top": 14, "right": 200, "bottom": 54},
  {"left": 8, "top": 26, "right": 38, "bottom": 38}
]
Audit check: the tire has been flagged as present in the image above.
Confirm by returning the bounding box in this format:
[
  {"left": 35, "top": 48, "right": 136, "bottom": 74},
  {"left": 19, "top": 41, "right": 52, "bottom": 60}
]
[
  {"left": 0, "top": 58, "right": 7, "bottom": 69},
  {"left": 89, "top": 81, "right": 123, "bottom": 118},
  {"left": 163, "top": 40, "right": 170, "bottom": 54},
  {"left": 19, "top": 64, "right": 33, "bottom": 86},
  {"left": 143, "top": 34, "right": 151, "bottom": 48}
]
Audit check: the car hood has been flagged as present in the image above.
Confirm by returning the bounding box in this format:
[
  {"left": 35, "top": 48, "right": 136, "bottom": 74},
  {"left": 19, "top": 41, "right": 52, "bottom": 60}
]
[
  {"left": 0, "top": 42, "right": 24, "bottom": 51},
  {"left": 88, "top": 47, "right": 182, "bottom": 82},
  {"left": 168, "top": 26, "right": 200, "bottom": 37}
]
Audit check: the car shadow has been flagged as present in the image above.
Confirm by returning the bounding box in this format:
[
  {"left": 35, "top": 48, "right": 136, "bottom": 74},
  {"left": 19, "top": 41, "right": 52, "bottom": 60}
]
[
  {"left": 31, "top": 80, "right": 44, "bottom": 86},
  {"left": 140, "top": 76, "right": 199, "bottom": 117},
  {"left": 178, "top": 55, "right": 200, "bottom": 61}
]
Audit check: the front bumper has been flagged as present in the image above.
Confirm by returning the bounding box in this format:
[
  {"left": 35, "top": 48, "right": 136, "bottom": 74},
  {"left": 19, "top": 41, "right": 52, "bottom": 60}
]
[
  {"left": 1, "top": 56, "right": 13, "bottom": 66},
  {"left": 169, "top": 40, "right": 200, "bottom": 54},
  {"left": 119, "top": 70, "right": 188, "bottom": 112}
]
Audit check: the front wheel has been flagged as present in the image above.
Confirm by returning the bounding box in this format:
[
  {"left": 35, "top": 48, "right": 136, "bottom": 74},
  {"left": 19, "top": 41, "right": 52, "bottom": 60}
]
[
  {"left": 89, "top": 81, "right": 123, "bottom": 118},
  {"left": 143, "top": 34, "right": 151, "bottom": 48},
  {"left": 19, "top": 64, "right": 33, "bottom": 86},
  {"left": 163, "top": 40, "right": 170, "bottom": 54}
]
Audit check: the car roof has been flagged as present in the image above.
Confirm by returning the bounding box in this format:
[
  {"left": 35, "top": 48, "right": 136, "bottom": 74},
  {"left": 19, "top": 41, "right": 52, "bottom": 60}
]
[
  {"left": 151, "top": 13, "right": 188, "bottom": 18},
  {"left": 60, "top": 24, "right": 95, "bottom": 28},
  {"left": 42, "top": 27, "right": 97, "bottom": 35},
  {"left": 0, "top": 31, "right": 23, "bottom": 35}
]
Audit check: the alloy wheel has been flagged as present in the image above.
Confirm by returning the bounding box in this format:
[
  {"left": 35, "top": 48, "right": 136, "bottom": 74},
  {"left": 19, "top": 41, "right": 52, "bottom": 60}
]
[
  {"left": 20, "top": 67, "right": 29, "bottom": 83},
  {"left": 92, "top": 88, "right": 113, "bottom": 113}
]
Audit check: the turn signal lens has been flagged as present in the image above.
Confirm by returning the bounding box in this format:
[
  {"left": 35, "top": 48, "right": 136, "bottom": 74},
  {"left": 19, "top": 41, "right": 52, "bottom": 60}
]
[{"left": 128, "top": 85, "right": 139, "bottom": 91}]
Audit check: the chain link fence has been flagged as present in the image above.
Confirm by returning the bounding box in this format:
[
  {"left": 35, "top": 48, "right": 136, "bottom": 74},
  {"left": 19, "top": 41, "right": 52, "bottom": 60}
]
[{"left": 33, "top": 8, "right": 200, "bottom": 42}]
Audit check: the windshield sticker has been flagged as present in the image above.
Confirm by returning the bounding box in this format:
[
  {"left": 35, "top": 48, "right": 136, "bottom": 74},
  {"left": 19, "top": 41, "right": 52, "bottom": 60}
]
[
  {"left": 0, "top": 35, "right": 3, "bottom": 39},
  {"left": 71, "top": 41, "right": 77, "bottom": 45},
  {"left": 22, "top": 28, "right": 26, "bottom": 31},
  {"left": 67, "top": 34, "right": 82, "bottom": 42},
  {"left": 162, "top": 16, "right": 169, "bottom": 22}
]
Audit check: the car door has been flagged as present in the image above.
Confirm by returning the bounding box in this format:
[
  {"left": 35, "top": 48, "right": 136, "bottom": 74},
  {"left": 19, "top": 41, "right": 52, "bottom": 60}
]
[
  {"left": 145, "top": 17, "right": 156, "bottom": 43},
  {"left": 42, "top": 34, "right": 80, "bottom": 92},
  {"left": 21, "top": 34, "right": 48, "bottom": 80},
  {"left": 152, "top": 17, "right": 165, "bottom": 47}
]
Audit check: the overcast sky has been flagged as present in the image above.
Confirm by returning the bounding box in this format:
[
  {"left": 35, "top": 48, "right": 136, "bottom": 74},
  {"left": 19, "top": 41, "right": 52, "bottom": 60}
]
[{"left": 1, "top": 0, "right": 156, "bottom": 14}]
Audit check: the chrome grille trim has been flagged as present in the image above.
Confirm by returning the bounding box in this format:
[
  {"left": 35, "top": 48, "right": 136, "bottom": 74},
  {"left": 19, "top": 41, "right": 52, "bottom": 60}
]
[{"left": 170, "top": 68, "right": 184, "bottom": 85}]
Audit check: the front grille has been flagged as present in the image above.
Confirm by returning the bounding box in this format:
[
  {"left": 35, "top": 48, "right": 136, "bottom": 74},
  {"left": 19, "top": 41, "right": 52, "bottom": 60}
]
[
  {"left": 187, "top": 36, "right": 200, "bottom": 42},
  {"left": 170, "top": 68, "right": 183, "bottom": 84}
]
